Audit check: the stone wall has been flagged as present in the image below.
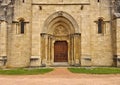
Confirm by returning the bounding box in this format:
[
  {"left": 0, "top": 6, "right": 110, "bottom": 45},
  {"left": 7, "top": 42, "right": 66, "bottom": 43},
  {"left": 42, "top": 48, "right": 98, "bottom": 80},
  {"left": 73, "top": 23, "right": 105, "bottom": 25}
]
[
  {"left": 6, "top": 0, "right": 32, "bottom": 68},
  {"left": 89, "top": 0, "right": 113, "bottom": 66},
  {"left": 31, "top": 0, "right": 90, "bottom": 66},
  {"left": 0, "top": 0, "right": 118, "bottom": 67}
]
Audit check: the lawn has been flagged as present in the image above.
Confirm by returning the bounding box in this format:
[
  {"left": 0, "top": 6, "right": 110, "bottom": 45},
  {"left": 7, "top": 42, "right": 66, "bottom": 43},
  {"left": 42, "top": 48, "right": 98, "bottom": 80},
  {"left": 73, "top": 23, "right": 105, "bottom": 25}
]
[
  {"left": 68, "top": 67, "right": 120, "bottom": 74},
  {"left": 0, "top": 68, "right": 53, "bottom": 75}
]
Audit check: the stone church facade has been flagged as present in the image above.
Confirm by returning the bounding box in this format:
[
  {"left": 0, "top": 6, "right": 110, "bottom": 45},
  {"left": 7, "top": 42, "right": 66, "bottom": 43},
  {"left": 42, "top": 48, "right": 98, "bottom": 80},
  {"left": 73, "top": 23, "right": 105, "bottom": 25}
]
[{"left": 0, "top": 0, "right": 120, "bottom": 68}]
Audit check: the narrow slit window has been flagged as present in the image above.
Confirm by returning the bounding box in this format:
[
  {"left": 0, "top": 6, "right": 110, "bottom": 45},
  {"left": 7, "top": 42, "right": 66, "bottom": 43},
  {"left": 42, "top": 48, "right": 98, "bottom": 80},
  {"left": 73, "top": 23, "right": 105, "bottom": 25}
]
[
  {"left": 98, "top": 0, "right": 100, "bottom": 2},
  {"left": 98, "top": 18, "right": 103, "bottom": 34},
  {"left": 23, "top": 0, "right": 25, "bottom": 3},
  {"left": 20, "top": 21, "right": 25, "bottom": 34}
]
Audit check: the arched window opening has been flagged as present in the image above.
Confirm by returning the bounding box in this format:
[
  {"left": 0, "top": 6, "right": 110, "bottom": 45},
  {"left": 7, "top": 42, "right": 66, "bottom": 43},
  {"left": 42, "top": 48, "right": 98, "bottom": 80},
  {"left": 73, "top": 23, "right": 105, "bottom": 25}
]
[
  {"left": 19, "top": 18, "right": 25, "bottom": 34},
  {"left": 20, "top": 20, "right": 24, "bottom": 34},
  {"left": 97, "top": 0, "right": 100, "bottom": 2},
  {"left": 98, "top": 18, "right": 104, "bottom": 34},
  {"left": 22, "top": 0, "right": 25, "bottom": 3}
]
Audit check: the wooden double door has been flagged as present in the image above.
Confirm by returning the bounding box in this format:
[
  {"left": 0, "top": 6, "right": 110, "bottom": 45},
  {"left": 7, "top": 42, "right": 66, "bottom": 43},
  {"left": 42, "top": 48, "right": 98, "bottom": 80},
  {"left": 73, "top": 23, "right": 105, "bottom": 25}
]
[{"left": 54, "top": 41, "right": 68, "bottom": 62}]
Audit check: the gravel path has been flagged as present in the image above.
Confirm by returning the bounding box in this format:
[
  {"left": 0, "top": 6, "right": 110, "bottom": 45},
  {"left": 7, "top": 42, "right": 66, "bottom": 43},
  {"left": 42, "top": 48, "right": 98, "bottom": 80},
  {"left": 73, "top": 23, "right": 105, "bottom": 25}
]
[{"left": 0, "top": 68, "right": 120, "bottom": 85}]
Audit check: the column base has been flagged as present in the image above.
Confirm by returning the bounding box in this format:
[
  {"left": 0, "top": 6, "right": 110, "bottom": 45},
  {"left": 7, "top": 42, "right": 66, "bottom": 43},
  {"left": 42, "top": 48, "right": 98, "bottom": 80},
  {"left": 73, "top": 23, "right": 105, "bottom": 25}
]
[
  {"left": 74, "top": 59, "right": 80, "bottom": 66},
  {"left": 41, "top": 59, "right": 46, "bottom": 67},
  {"left": 117, "top": 56, "right": 120, "bottom": 67}
]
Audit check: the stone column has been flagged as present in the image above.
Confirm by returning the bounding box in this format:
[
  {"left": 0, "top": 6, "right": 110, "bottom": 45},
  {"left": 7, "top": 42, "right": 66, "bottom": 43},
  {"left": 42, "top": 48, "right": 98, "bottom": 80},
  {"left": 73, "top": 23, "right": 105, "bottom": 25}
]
[
  {"left": 0, "top": 21, "right": 7, "bottom": 57},
  {"left": 70, "top": 34, "right": 74, "bottom": 65},
  {"left": 50, "top": 35, "right": 53, "bottom": 65},
  {"left": 47, "top": 34, "right": 52, "bottom": 66},
  {"left": 74, "top": 33, "right": 81, "bottom": 66},
  {"left": 116, "top": 19, "right": 120, "bottom": 67},
  {"left": 41, "top": 33, "right": 47, "bottom": 66},
  {"left": 0, "top": 21, "right": 7, "bottom": 67}
]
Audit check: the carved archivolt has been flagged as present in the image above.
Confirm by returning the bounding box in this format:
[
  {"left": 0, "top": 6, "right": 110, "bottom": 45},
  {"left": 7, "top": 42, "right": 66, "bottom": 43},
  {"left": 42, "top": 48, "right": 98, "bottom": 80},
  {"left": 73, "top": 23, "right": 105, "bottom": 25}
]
[
  {"left": 47, "top": 16, "right": 74, "bottom": 35},
  {"left": 42, "top": 11, "right": 80, "bottom": 34}
]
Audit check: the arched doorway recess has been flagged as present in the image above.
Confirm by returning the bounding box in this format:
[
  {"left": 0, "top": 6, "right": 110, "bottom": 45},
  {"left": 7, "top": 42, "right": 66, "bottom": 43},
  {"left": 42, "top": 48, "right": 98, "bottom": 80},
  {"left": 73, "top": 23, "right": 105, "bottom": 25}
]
[{"left": 41, "top": 11, "right": 81, "bottom": 66}]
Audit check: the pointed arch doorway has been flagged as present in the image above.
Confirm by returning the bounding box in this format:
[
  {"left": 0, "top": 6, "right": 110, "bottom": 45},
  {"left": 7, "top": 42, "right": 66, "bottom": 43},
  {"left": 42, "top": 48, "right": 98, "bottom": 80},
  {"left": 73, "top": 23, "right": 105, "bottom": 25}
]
[{"left": 41, "top": 11, "right": 81, "bottom": 66}]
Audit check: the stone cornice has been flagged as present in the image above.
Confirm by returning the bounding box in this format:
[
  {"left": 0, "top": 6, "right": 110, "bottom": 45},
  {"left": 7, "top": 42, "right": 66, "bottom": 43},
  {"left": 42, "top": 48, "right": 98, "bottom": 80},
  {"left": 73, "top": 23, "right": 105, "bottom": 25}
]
[{"left": 32, "top": 3, "right": 90, "bottom": 5}]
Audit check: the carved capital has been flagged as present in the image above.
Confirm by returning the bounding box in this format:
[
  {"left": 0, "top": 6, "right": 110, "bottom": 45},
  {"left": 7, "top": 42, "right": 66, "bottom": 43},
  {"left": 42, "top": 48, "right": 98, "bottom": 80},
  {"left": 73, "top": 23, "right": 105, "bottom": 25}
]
[
  {"left": 74, "top": 33, "right": 81, "bottom": 36},
  {"left": 40, "top": 33, "right": 47, "bottom": 37}
]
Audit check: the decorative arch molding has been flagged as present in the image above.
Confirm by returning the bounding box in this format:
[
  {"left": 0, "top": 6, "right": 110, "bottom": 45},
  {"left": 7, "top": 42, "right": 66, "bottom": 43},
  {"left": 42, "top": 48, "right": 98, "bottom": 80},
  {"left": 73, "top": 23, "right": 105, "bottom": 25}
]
[
  {"left": 40, "top": 11, "right": 81, "bottom": 66},
  {"left": 42, "top": 11, "right": 80, "bottom": 34},
  {"left": 48, "top": 17, "right": 73, "bottom": 35}
]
